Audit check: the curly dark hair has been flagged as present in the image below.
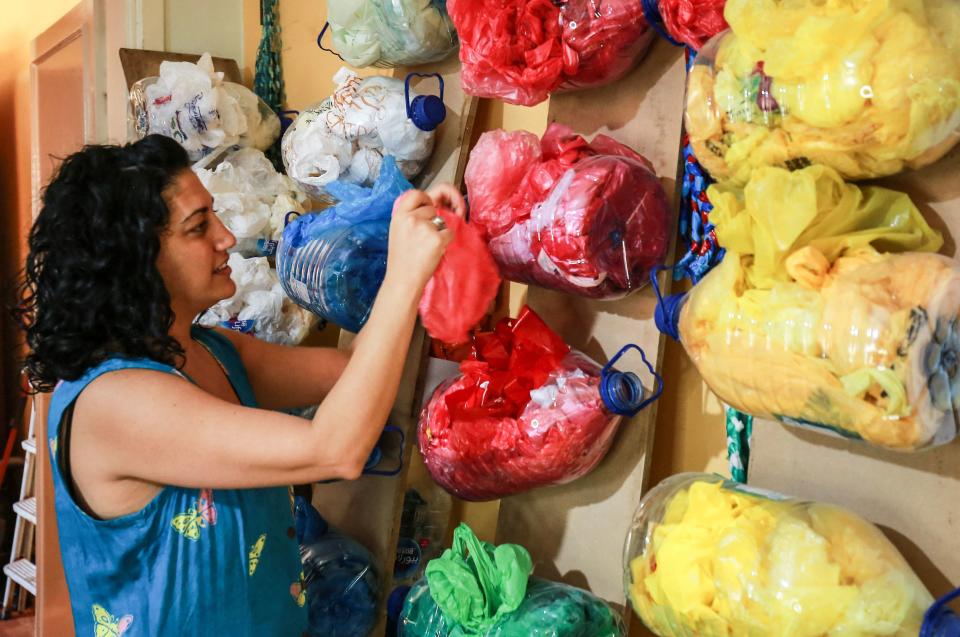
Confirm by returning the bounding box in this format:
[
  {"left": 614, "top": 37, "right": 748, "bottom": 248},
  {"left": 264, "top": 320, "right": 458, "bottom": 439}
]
[{"left": 13, "top": 134, "right": 193, "bottom": 392}]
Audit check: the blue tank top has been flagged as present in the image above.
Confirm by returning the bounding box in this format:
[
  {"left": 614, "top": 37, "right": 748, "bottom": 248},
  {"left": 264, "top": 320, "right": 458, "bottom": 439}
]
[{"left": 48, "top": 327, "right": 309, "bottom": 636}]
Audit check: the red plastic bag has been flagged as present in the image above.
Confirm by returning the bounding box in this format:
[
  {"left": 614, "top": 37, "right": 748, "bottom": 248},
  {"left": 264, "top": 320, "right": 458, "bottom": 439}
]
[
  {"left": 448, "top": 0, "right": 654, "bottom": 106},
  {"left": 417, "top": 307, "right": 623, "bottom": 501},
  {"left": 653, "top": 0, "right": 728, "bottom": 51},
  {"left": 419, "top": 208, "right": 501, "bottom": 345},
  {"left": 465, "top": 124, "right": 671, "bottom": 299}
]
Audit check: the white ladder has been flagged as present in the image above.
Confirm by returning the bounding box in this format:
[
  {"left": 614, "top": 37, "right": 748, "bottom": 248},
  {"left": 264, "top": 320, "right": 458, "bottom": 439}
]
[{"left": 2, "top": 396, "right": 37, "bottom": 615}]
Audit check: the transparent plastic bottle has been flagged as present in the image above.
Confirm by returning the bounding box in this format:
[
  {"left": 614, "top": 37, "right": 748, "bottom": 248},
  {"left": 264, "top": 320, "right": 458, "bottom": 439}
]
[
  {"left": 623, "top": 473, "right": 959, "bottom": 637},
  {"left": 658, "top": 250, "right": 960, "bottom": 451},
  {"left": 276, "top": 218, "right": 388, "bottom": 333},
  {"left": 684, "top": 0, "right": 960, "bottom": 183}
]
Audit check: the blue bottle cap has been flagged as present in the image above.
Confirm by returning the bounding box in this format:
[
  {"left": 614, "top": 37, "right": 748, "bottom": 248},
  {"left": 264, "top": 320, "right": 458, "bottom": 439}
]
[{"left": 405, "top": 73, "right": 446, "bottom": 132}]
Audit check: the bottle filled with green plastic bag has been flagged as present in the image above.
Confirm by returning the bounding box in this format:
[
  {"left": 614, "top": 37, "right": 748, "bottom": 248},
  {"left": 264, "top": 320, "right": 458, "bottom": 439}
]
[{"left": 399, "top": 523, "right": 624, "bottom": 637}]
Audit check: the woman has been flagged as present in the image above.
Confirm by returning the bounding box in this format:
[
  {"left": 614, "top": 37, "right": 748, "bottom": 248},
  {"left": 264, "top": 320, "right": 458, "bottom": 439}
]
[{"left": 14, "top": 134, "right": 463, "bottom": 635}]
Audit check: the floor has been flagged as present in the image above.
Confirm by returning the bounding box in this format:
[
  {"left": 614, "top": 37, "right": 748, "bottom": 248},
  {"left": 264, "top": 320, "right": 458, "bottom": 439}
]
[{"left": 0, "top": 614, "right": 33, "bottom": 637}]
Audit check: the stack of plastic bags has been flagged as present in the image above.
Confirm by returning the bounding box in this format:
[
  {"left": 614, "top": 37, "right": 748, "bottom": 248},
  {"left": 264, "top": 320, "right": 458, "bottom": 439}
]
[
  {"left": 419, "top": 306, "right": 657, "bottom": 501},
  {"left": 129, "top": 53, "right": 280, "bottom": 161},
  {"left": 400, "top": 523, "right": 624, "bottom": 636},
  {"left": 465, "top": 124, "right": 671, "bottom": 299},
  {"left": 624, "top": 473, "right": 959, "bottom": 636},
  {"left": 326, "top": 0, "right": 458, "bottom": 68},
  {"left": 655, "top": 164, "right": 960, "bottom": 451},
  {"left": 448, "top": 0, "right": 654, "bottom": 106},
  {"left": 684, "top": 0, "right": 960, "bottom": 183},
  {"left": 194, "top": 147, "right": 307, "bottom": 257},
  {"left": 294, "top": 497, "right": 381, "bottom": 637},
  {"left": 281, "top": 68, "right": 436, "bottom": 200},
  {"left": 198, "top": 252, "right": 316, "bottom": 345}
]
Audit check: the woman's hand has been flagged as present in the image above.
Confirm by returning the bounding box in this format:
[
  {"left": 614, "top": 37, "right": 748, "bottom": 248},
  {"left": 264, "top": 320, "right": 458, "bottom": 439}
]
[
  {"left": 426, "top": 183, "right": 467, "bottom": 217},
  {"left": 385, "top": 189, "right": 454, "bottom": 296}
]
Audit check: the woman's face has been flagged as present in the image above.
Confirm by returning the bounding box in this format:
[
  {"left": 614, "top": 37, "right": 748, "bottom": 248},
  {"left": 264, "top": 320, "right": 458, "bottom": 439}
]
[{"left": 156, "top": 169, "right": 237, "bottom": 317}]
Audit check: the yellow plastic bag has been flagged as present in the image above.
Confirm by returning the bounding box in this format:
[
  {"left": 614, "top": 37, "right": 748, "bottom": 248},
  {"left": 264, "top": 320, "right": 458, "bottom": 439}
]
[
  {"left": 625, "top": 474, "right": 939, "bottom": 637},
  {"left": 685, "top": 0, "right": 960, "bottom": 183},
  {"left": 669, "top": 165, "right": 960, "bottom": 450}
]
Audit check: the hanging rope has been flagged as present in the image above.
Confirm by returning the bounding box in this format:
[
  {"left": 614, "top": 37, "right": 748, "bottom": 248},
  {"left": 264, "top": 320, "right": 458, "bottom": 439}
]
[
  {"left": 674, "top": 47, "right": 725, "bottom": 284},
  {"left": 255, "top": 0, "right": 286, "bottom": 168},
  {"left": 725, "top": 407, "right": 753, "bottom": 483}
]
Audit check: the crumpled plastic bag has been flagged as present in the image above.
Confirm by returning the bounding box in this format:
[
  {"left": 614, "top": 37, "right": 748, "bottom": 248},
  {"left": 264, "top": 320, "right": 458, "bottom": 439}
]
[
  {"left": 648, "top": 0, "right": 728, "bottom": 50},
  {"left": 419, "top": 208, "right": 501, "bottom": 345},
  {"left": 198, "top": 253, "right": 316, "bottom": 345},
  {"left": 194, "top": 147, "right": 307, "bottom": 257},
  {"left": 294, "top": 496, "right": 381, "bottom": 637},
  {"left": 685, "top": 0, "right": 960, "bottom": 183},
  {"left": 327, "top": 0, "right": 458, "bottom": 68},
  {"left": 129, "top": 53, "right": 280, "bottom": 161},
  {"left": 400, "top": 523, "right": 624, "bottom": 637},
  {"left": 281, "top": 68, "right": 435, "bottom": 199},
  {"left": 448, "top": 0, "right": 654, "bottom": 106},
  {"left": 418, "top": 307, "right": 625, "bottom": 501},
  {"left": 465, "top": 124, "right": 671, "bottom": 299},
  {"left": 625, "top": 474, "right": 945, "bottom": 637},
  {"left": 669, "top": 164, "right": 959, "bottom": 450}
]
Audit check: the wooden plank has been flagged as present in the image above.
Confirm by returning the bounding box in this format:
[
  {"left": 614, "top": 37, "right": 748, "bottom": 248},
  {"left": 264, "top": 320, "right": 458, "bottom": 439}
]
[
  {"left": 308, "top": 53, "right": 479, "bottom": 632},
  {"left": 749, "top": 145, "right": 960, "bottom": 598},
  {"left": 494, "top": 38, "right": 687, "bottom": 622},
  {"left": 117, "top": 47, "right": 242, "bottom": 89}
]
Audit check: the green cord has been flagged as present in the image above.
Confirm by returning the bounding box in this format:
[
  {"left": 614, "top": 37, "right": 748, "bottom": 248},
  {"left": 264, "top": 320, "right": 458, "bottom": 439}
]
[
  {"left": 255, "top": 0, "right": 285, "bottom": 168},
  {"left": 725, "top": 406, "right": 752, "bottom": 483}
]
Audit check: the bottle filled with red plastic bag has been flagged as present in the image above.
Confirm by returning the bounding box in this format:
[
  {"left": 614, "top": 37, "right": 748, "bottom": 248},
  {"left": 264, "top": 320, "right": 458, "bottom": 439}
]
[
  {"left": 465, "top": 124, "right": 671, "bottom": 300},
  {"left": 418, "top": 306, "right": 662, "bottom": 501}
]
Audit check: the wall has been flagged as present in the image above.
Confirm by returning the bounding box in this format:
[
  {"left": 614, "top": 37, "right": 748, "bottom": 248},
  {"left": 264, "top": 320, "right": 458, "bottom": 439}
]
[
  {"left": 164, "top": 0, "right": 244, "bottom": 64},
  {"left": 0, "top": 0, "right": 86, "bottom": 425}
]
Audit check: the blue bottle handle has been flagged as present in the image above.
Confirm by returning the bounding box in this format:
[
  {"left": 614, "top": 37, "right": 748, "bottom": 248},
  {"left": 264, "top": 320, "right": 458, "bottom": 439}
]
[
  {"left": 362, "top": 425, "right": 406, "bottom": 477},
  {"left": 317, "top": 22, "right": 346, "bottom": 62},
  {"left": 405, "top": 73, "right": 446, "bottom": 132},
  {"left": 600, "top": 344, "right": 664, "bottom": 417}
]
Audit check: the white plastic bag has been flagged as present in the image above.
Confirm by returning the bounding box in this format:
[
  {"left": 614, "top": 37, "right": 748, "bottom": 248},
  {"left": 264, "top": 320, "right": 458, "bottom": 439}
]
[
  {"left": 194, "top": 148, "right": 308, "bottom": 257},
  {"left": 130, "top": 53, "right": 281, "bottom": 160},
  {"left": 281, "top": 68, "right": 435, "bottom": 199},
  {"left": 199, "top": 253, "right": 317, "bottom": 345}
]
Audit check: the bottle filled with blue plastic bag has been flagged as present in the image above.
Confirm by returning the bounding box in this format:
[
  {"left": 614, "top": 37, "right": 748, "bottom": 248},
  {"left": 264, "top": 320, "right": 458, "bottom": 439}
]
[
  {"left": 295, "top": 496, "right": 382, "bottom": 637},
  {"left": 277, "top": 156, "right": 412, "bottom": 332}
]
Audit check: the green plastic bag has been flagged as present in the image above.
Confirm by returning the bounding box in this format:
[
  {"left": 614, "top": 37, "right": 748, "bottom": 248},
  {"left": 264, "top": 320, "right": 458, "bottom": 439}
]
[{"left": 399, "top": 524, "right": 624, "bottom": 637}]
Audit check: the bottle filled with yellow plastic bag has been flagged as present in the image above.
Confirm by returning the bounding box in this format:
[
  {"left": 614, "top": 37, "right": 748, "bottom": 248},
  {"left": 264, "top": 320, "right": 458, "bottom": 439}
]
[
  {"left": 623, "top": 473, "right": 960, "bottom": 637},
  {"left": 684, "top": 0, "right": 960, "bottom": 184},
  {"left": 654, "top": 164, "right": 958, "bottom": 450}
]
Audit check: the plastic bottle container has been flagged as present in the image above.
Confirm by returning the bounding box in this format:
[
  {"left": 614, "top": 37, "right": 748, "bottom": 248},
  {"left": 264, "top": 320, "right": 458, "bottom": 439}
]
[
  {"left": 276, "top": 218, "right": 388, "bottom": 334},
  {"left": 623, "top": 473, "right": 960, "bottom": 637},
  {"left": 684, "top": 0, "right": 960, "bottom": 183}
]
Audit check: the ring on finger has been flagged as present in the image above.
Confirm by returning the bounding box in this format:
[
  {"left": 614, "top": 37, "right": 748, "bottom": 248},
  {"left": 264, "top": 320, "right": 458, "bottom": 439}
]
[{"left": 430, "top": 215, "right": 447, "bottom": 232}]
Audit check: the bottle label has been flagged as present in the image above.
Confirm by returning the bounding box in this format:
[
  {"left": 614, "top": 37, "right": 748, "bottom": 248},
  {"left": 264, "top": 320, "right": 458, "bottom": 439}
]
[
  {"left": 257, "top": 239, "right": 278, "bottom": 257},
  {"left": 220, "top": 319, "right": 255, "bottom": 334},
  {"left": 394, "top": 537, "right": 422, "bottom": 580}
]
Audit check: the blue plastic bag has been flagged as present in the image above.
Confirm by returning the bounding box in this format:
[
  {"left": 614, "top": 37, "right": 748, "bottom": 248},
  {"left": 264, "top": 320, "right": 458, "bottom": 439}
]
[
  {"left": 295, "top": 496, "right": 382, "bottom": 637},
  {"left": 277, "top": 156, "right": 412, "bottom": 332}
]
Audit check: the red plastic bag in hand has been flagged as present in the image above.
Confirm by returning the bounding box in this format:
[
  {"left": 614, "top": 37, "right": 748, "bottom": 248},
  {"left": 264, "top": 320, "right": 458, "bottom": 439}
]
[
  {"left": 448, "top": 0, "right": 653, "bottom": 106},
  {"left": 465, "top": 123, "right": 671, "bottom": 299},
  {"left": 658, "top": 0, "right": 728, "bottom": 51},
  {"left": 418, "top": 307, "right": 622, "bottom": 501},
  {"left": 419, "top": 209, "right": 501, "bottom": 344}
]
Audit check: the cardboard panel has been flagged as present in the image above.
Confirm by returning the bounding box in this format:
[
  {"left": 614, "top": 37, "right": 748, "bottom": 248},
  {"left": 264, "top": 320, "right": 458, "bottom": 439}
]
[
  {"left": 494, "top": 39, "right": 688, "bottom": 621},
  {"left": 749, "top": 145, "right": 960, "bottom": 598}
]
